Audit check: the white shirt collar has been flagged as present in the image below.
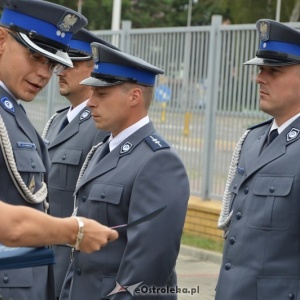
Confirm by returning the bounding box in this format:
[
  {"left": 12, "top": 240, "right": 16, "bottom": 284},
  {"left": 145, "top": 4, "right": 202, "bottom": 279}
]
[
  {"left": 66, "top": 99, "right": 88, "bottom": 123},
  {"left": 271, "top": 112, "right": 300, "bottom": 134},
  {"left": 108, "top": 116, "right": 150, "bottom": 152},
  {"left": 0, "top": 81, "right": 18, "bottom": 101}
]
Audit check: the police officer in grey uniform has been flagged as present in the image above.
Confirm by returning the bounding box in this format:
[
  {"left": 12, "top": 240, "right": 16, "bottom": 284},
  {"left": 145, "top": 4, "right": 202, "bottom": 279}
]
[
  {"left": 0, "top": 0, "right": 87, "bottom": 299},
  {"left": 59, "top": 43, "right": 190, "bottom": 300},
  {"left": 42, "top": 29, "right": 118, "bottom": 299},
  {"left": 216, "top": 19, "right": 300, "bottom": 300}
]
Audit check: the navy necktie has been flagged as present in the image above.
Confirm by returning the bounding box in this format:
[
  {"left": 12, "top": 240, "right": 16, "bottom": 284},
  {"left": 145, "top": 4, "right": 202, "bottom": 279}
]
[
  {"left": 97, "top": 142, "right": 110, "bottom": 162},
  {"left": 267, "top": 129, "right": 279, "bottom": 146},
  {"left": 59, "top": 117, "right": 69, "bottom": 133}
]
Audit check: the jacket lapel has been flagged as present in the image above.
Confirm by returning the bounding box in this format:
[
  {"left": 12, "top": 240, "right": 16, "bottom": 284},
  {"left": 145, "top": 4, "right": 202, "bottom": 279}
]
[
  {"left": 48, "top": 108, "right": 91, "bottom": 149},
  {"left": 244, "top": 118, "right": 300, "bottom": 180},
  {"left": 75, "top": 122, "right": 156, "bottom": 192}
]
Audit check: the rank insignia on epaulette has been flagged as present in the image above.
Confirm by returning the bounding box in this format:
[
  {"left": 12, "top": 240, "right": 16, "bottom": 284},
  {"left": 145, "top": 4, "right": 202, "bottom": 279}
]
[
  {"left": 80, "top": 109, "right": 90, "bottom": 120},
  {"left": 144, "top": 134, "right": 170, "bottom": 151},
  {"left": 287, "top": 128, "right": 300, "bottom": 142},
  {"left": 0, "top": 97, "right": 15, "bottom": 114},
  {"left": 120, "top": 142, "right": 133, "bottom": 154}
]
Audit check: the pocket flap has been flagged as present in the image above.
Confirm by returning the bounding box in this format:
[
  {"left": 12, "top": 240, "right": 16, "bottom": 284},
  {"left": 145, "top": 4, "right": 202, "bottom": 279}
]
[
  {"left": 253, "top": 175, "right": 293, "bottom": 197},
  {"left": 52, "top": 148, "right": 82, "bottom": 165},
  {"left": 14, "top": 148, "right": 46, "bottom": 173},
  {"left": 88, "top": 183, "right": 123, "bottom": 205}
]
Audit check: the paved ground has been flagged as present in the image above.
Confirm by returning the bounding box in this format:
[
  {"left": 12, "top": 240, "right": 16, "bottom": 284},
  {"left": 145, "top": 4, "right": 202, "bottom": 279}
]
[{"left": 176, "top": 245, "right": 222, "bottom": 300}]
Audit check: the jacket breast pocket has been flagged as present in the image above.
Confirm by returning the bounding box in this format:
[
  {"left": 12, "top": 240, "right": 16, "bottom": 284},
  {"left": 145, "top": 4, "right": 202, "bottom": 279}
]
[
  {"left": 87, "top": 183, "right": 124, "bottom": 223},
  {"left": 248, "top": 175, "right": 293, "bottom": 230},
  {"left": 14, "top": 148, "right": 46, "bottom": 192},
  {"left": 50, "top": 148, "right": 82, "bottom": 190},
  {"left": 257, "top": 277, "right": 299, "bottom": 300},
  {"left": 0, "top": 268, "right": 33, "bottom": 287}
]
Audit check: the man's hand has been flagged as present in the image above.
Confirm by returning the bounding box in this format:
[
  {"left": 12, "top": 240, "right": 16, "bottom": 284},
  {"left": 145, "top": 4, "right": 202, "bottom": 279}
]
[{"left": 77, "top": 218, "right": 118, "bottom": 253}]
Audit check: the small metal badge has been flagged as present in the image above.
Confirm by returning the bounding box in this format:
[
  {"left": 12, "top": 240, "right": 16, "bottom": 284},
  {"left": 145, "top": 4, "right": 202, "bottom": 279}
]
[
  {"left": 287, "top": 128, "right": 300, "bottom": 142},
  {"left": 91, "top": 44, "right": 99, "bottom": 62},
  {"left": 57, "top": 13, "right": 78, "bottom": 33},
  {"left": 259, "top": 21, "right": 270, "bottom": 42},
  {"left": 80, "top": 109, "right": 90, "bottom": 120},
  {"left": 0, "top": 97, "right": 15, "bottom": 113},
  {"left": 120, "top": 142, "right": 133, "bottom": 154},
  {"left": 28, "top": 176, "right": 36, "bottom": 193}
]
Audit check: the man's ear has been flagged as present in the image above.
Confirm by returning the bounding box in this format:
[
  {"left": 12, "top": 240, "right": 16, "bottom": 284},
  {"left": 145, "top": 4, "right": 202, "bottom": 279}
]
[
  {"left": 129, "top": 88, "right": 142, "bottom": 107},
  {"left": 0, "top": 28, "right": 8, "bottom": 54}
]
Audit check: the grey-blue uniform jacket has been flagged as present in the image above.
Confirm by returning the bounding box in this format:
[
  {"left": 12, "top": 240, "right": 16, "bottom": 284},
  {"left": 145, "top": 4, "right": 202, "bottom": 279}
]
[
  {"left": 0, "top": 86, "right": 54, "bottom": 300},
  {"left": 43, "top": 106, "right": 109, "bottom": 298},
  {"left": 216, "top": 117, "right": 300, "bottom": 300},
  {"left": 59, "top": 122, "right": 190, "bottom": 300}
]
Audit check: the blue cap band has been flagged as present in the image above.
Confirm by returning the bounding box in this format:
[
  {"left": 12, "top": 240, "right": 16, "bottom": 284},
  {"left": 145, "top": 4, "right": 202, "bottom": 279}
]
[
  {"left": 94, "top": 62, "right": 156, "bottom": 86},
  {"left": 69, "top": 40, "right": 91, "bottom": 55},
  {"left": 260, "top": 40, "right": 300, "bottom": 57},
  {"left": 0, "top": 8, "right": 72, "bottom": 46}
]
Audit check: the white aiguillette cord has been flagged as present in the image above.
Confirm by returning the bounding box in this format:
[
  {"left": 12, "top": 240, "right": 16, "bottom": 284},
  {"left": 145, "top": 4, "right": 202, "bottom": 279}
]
[
  {"left": 0, "top": 114, "right": 48, "bottom": 212},
  {"left": 72, "top": 141, "right": 104, "bottom": 216},
  {"left": 218, "top": 129, "right": 250, "bottom": 238}
]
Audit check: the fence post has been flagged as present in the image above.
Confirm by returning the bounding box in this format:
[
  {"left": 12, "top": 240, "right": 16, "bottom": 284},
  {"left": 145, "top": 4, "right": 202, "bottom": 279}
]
[
  {"left": 120, "top": 20, "right": 132, "bottom": 53},
  {"left": 201, "top": 15, "right": 222, "bottom": 200}
]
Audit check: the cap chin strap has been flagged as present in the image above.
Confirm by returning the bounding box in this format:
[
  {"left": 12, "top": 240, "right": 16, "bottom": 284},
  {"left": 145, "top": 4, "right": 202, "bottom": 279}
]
[{"left": 0, "top": 114, "right": 48, "bottom": 212}]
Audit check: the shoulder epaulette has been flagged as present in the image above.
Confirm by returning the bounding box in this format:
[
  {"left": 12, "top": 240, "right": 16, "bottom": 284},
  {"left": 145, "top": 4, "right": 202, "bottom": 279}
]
[
  {"left": 247, "top": 118, "right": 273, "bottom": 130},
  {"left": 144, "top": 134, "right": 170, "bottom": 151}
]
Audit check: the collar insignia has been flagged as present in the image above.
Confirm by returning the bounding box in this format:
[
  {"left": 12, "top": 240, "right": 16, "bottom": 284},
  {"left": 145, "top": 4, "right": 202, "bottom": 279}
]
[
  {"left": 287, "top": 128, "right": 300, "bottom": 142},
  {"left": 120, "top": 142, "right": 133, "bottom": 154},
  {"left": 80, "top": 109, "right": 90, "bottom": 120},
  {"left": 0, "top": 97, "right": 15, "bottom": 114}
]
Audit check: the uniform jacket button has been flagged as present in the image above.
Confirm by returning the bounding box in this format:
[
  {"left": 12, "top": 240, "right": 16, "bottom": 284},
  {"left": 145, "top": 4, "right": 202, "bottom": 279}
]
[
  {"left": 101, "top": 193, "right": 105, "bottom": 199},
  {"left": 82, "top": 195, "right": 87, "bottom": 202},
  {"left": 229, "top": 237, "right": 236, "bottom": 245},
  {"left": 3, "top": 275, "right": 9, "bottom": 283},
  {"left": 269, "top": 186, "right": 275, "bottom": 193},
  {"left": 224, "top": 263, "right": 231, "bottom": 270},
  {"left": 288, "top": 293, "right": 295, "bottom": 299},
  {"left": 244, "top": 187, "right": 249, "bottom": 194},
  {"left": 76, "top": 268, "right": 81, "bottom": 275},
  {"left": 236, "top": 212, "right": 242, "bottom": 220},
  {"left": 62, "top": 154, "right": 67, "bottom": 160}
]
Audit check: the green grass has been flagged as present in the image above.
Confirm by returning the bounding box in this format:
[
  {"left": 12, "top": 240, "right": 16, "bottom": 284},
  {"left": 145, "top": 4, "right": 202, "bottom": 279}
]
[{"left": 181, "top": 233, "right": 224, "bottom": 253}]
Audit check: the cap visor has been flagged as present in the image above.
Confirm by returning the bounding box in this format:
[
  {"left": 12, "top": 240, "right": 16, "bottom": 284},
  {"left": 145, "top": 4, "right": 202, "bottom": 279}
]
[
  {"left": 244, "top": 56, "right": 298, "bottom": 66},
  {"left": 19, "top": 32, "right": 73, "bottom": 67},
  {"left": 80, "top": 77, "right": 124, "bottom": 87}
]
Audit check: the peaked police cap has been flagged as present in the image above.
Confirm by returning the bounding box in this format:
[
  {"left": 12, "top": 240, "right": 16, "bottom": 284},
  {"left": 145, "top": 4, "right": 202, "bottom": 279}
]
[
  {"left": 0, "top": 0, "right": 88, "bottom": 67},
  {"left": 68, "top": 28, "right": 120, "bottom": 61},
  {"left": 244, "top": 19, "right": 300, "bottom": 66},
  {"left": 80, "top": 42, "right": 164, "bottom": 87}
]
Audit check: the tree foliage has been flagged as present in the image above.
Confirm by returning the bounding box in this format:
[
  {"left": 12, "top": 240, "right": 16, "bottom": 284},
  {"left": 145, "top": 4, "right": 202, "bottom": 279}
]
[{"left": 46, "top": 0, "right": 300, "bottom": 29}]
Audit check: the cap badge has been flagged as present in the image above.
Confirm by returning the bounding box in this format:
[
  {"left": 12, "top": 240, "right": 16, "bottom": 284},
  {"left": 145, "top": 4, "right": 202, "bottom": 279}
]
[
  {"left": 57, "top": 13, "right": 78, "bottom": 34},
  {"left": 80, "top": 109, "right": 91, "bottom": 120},
  {"left": 92, "top": 44, "right": 99, "bottom": 62},
  {"left": 287, "top": 128, "right": 300, "bottom": 142},
  {"left": 259, "top": 21, "right": 270, "bottom": 42},
  {"left": 0, "top": 97, "right": 15, "bottom": 113},
  {"left": 120, "top": 142, "right": 133, "bottom": 154}
]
